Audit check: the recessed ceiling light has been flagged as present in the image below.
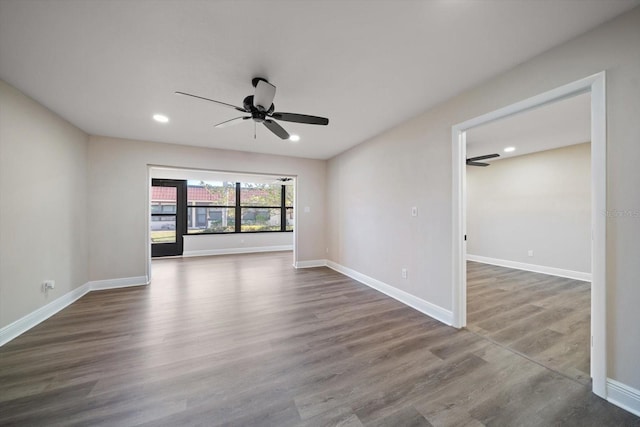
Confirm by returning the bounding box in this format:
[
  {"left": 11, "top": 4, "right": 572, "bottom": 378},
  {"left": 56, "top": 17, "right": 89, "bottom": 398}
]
[
  {"left": 289, "top": 134, "right": 300, "bottom": 142},
  {"left": 504, "top": 146, "right": 515, "bottom": 153},
  {"left": 153, "top": 114, "right": 169, "bottom": 123}
]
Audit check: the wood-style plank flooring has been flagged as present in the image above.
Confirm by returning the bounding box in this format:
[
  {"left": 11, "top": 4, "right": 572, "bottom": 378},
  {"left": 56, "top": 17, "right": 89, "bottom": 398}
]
[
  {"left": 1, "top": 252, "right": 638, "bottom": 426},
  {"left": 466, "top": 261, "right": 591, "bottom": 385}
]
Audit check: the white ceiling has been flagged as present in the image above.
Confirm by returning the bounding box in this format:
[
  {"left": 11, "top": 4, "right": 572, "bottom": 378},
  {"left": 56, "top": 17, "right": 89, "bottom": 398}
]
[
  {"left": 466, "top": 91, "right": 591, "bottom": 162},
  {"left": 0, "top": 1, "right": 637, "bottom": 160}
]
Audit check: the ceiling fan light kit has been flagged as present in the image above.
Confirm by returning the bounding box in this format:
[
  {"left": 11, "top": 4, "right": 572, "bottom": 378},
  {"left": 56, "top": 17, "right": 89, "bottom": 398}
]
[{"left": 176, "top": 77, "right": 329, "bottom": 140}]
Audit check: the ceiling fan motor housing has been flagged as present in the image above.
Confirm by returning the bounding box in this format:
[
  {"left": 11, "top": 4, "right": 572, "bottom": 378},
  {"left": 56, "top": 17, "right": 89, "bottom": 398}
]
[{"left": 243, "top": 95, "right": 274, "bottom": 122}]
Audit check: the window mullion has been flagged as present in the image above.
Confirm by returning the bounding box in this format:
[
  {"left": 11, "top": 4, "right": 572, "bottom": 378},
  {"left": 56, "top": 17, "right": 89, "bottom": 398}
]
[
  {"left": 280, "top": 185, "right": 286, "bottom": 232},
  {"left": 235, "top": 182, "right": 241, "bottom": 233}
]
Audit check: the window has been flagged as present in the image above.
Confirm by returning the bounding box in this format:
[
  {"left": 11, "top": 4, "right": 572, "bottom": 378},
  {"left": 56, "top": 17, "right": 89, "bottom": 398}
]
[
  {"left": 150, "top": 186, "right": 178, "bottom": 243},
  {"left": 240, "top": 183, "right": 282, "bottom": 232},
  {"left": 187, "top": 181, "right": 236, "bottom": 233},
  {"left": 185, "top": 180, "right": 293, "bottom": 234}
]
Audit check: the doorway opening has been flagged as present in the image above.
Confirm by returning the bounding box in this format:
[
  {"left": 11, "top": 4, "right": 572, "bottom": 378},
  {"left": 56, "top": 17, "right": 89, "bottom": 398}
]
[
  {"left": 147, "top": 167, "right": 297, "bottom": 266},
  {"left": 451, "top": 72, "right": 606, "bottom": 397},
  {"left": 464, "top": 92, "right": 592, "bottom": 386}
]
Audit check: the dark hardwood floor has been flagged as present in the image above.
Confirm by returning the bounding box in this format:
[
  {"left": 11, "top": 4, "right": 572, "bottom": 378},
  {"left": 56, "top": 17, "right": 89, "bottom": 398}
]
[
  {"left": 1, "top": 252, "right": 638, "bottom": 426},
  {"left": 466, "top": 261, "right": 591, "bottom": 385}
]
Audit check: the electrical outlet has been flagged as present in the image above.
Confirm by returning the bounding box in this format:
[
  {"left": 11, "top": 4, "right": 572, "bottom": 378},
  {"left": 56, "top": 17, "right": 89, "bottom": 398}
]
[
  {"left": 42, "top": 280, "right": 55, "bottom": 292},
  {"left": 401, "top": 268, "right": 408, "bottom": 279},
  {"left": 528, "top": 250, "right": 534, "bottom": 257}
]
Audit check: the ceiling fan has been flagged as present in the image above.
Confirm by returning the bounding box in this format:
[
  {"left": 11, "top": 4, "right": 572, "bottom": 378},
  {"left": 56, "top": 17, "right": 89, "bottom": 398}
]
[
  {"left": 466, "top": 153, "right": 500, "bottom": 167},
  {"left": 272, "top": 177, "right": 294, "bottom": 185},
  {"left": 176, "top": 78, "right": 329, "bottom": 140}
]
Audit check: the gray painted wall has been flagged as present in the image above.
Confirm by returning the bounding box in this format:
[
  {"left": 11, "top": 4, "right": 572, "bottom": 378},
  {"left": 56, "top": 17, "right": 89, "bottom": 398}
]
[{"left": 0, "top": 80, "right": 89, "bottom": 328}]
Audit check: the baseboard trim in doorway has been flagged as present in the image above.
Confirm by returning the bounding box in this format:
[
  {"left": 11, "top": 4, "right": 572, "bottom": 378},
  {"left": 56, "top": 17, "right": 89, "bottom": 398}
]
[
  {"left": 466, "top": 254, "right": 592, "bottom": 282},
  {"left": 183, "top": 245, "right": 293, "bottom": 258},
  {"left": 0, "top": 276, "right": 149, "bottom": 347},
  {"left": 607, "top": 378, "right": 640, "bottom": 417},
  {"left": 88, "top": 275, "right": 149, "bottom": 291},
  {"left": 326, "top": 261, "right": 453, "bottom": 326},
  {"left": 294, "top": 259, "right": 327, "bottom": 269}
]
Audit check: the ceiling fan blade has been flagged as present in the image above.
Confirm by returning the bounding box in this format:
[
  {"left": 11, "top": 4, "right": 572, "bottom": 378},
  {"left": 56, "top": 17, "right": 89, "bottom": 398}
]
[
  {"left": 214, "top": 116, "right": 251, "bottom": 128},
  {"left": 467, "top": 153, "right": 500, "bottom": 162},
  {"left": 271, "top": 112, "right": 329, "bottom": 125},
  {"left": 175, "top": 91, "right": 247, "bottom": 112},
  {"left": 263, "top": 119, "right": 290, "bottom": 139},
  {"left": 466, "top": 161, "right": 490, "bottom": 167},
  {"left": 254, "top": 80, "right": 276, "bottom": 112}
]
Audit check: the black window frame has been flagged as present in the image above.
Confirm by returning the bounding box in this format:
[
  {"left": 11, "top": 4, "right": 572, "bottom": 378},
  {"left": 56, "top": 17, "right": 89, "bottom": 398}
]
[{"left": 187, "top": 182, "right": 293, "bottom": 235}]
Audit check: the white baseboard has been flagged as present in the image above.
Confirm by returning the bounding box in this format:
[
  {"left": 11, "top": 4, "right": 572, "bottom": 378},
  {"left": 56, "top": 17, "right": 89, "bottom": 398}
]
[
  {"left": 326, "top": 260, "right": 453, "bottom": 326},
  {"left": 607, "top": 378, "right": 640, "bottom": 417},
  {"left": 466, "top": 254, "right": 591, "bottom": 282},
  {"left": 89, "top": 275, "right": 149, "bottom": 291},
  {"left": 0, "top": 276, "right": 149, "bottom": 347},
  {"left": 183, "top": 245, "right": 293, "bottom": 258},
  {"left": 294, "top": 259, "right": 327, "bottom": 269},
  {"left": 0, "top": 283, "right": 90, "bottom": 347}
]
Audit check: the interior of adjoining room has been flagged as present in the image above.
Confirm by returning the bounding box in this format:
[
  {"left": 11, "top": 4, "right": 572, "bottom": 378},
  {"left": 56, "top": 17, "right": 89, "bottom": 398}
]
[
  {"left": 148, "top": 167, "right": 296, "bottom": 264},
  {"left": 464, "top": 92, "right": 592, "bottom": 384}
]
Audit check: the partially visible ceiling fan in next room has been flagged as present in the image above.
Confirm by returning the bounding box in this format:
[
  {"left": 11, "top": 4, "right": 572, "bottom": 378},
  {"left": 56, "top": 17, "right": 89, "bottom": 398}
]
[
  {"left": 466, "top": 153, "right": 500, "bottom": 167},
  {"left": 176, "top": 78, "right": 329, "bottom": 140},
  {"left": 272, "top": 177, "right": 294, "bottom": 185}
]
